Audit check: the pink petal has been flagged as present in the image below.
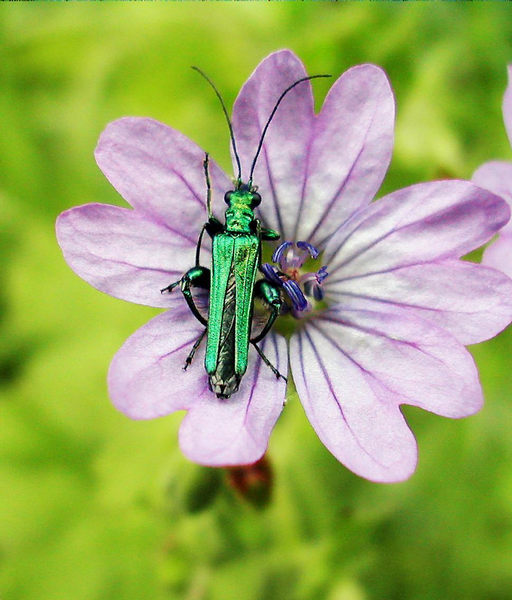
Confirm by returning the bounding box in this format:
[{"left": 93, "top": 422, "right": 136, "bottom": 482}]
[
  {"left": 290, "top": 308, "right": 482, "bottom": 482},
  {"left": 323, "top": 180, "right": 509, "bottom": 276},
  {"left": 232, "top": 53, "right": 394, "bottom": 248},
  {"left": 232, "top": 50, "right": 313, "bottom": 239},
  {"left": 298, "top": 64, "right": 395, "bottom": 248},
  {"left": 179, "top": 334, "right": 288, "bottom": 467},
  {"left": 95, "top": 117, "right": 232, "bottom": 228},
  {"left": 56, "top": 204, "right": 201, "bottom": 307},
  {"left": 472, "top": 161, "right": 512, "bottom": 233},
  {"left": 504, "top": 65, "right": 512, "bottom": 147},
  {"left": 482, "top": 233, "right": 512, "bottom": 279},
  {"left": 326, "top": 259, "right": 512, "bottom": 345},
  {"left": 108, "top": 308, "right": 206, "bottom": 419}
]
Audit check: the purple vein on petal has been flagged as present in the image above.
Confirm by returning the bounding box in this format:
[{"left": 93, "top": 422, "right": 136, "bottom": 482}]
[
  {"left": 243, "top": 342, "right": 264, "bottom": 429},
  {"left": 325, "top": 259, "right": 434, "bottom": 286},
  {"left": 326, "top": 207, "right": 431, "bottom": 273},
  {"left": 316, "top": 312, "right": 437, "bottom": 362},
  {"left": 72, "top": 244, "right": 179, "bottom": 277},
  {"left": 292, "top": 126, "right": 315, "bottom": 241},
  {"left": 65, "top": 205, "right": 200, "bottom": 260},
  {"left": 305, "top": 320, "right": 392, "bottom": 399},
  {"left": 148, "top": 216, "right": 200, "bottom": 247},
  {"left": 326, "top": 190, "right": 503, "bottom": 272},
  {"left": 326, "top": 289, "right": 483, "bottom": 316},
  {"left": 242, "top": 334, "right": 285, "bottom": 432},
  {"left": 306, "top": 320, "right": 409, "bottom": 430},
  {"left": 103, "top": 139, "right": 207, "bottom": 210},
  {"left": 193, "top": 338, "right": 280, "bottom": 463},
  {"left": 299, "top": 326, "right": 387, "bottom": 468},
  {"left": 261, "top": 144, "right": 285, "bottom": 237},
  {"left": 156, "top": 335, "right": 200, "bottom": 363},
  {"left": 307, "top": 136, "right": 368, "bottom": 248},
  {"left": 314, "top": 312, "right": 453, "bottom": 399},
  {"left": 307, "top": 320, "right": 423, "bottom": 434},
  {"left": 304, "top": 100, "right": 378, "bottom": 247}
]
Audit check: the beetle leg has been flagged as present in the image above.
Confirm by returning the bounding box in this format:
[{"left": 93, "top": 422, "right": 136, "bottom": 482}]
[
  {"left": 260, "top": 227, "right": 280, "bottom": 241},
  {"left": 161, "top": 266, "right": 210, "bottom": 327},
  {"left": 160, "top": 264, "right": 209, "bottom": 293},
  {"left": 251, "top": 218, "right": 279, "bottom": 242},
  {"left": 180, "top": 266, "right": 210, "bottom": 327},
  {"left": 251, "top": 279, "right": 282, "bottom": 344},
  {"left": 250, "top": 279, "right": 286, "bottom": 381},
  {"left": 193, "top": 217, "right": 224, "bottom": 268},
  {"left": 194, "top": 223, "right": 208, "bottom": 267},
  {"left": 160, "top": 280, "right": 181, "bottom": 294},
  {"left": 183, "top": 328, "right": 207, "bottom": 370},
  {"left": 251, "top": 341, "right": 287, "bottom": 383}
]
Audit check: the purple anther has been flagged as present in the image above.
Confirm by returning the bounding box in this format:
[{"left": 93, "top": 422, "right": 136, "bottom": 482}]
[
  {"left": 272, "top": 241, "right": 292, "bottom": 265},
  {"left": 300, "top": 265, "right": 329, "bottom": 302},
  {"left": 316, "top": 265, "right": 329, "bottom": 283},
  {"left": 296, "top": 241, "right": 320, "bottom": 259},
  {"left": 282, "top": 279, "right": 308, "bottom": 312},
  {"left": 261, "top": 263, "right": 283, "bottom": 287},
  {"left": 312, "top": 284, "right": 324, "bottom": 301}
]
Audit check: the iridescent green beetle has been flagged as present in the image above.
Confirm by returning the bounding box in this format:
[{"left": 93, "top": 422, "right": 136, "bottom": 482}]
[{"left": 161, "top": 69, "right": 329, "bottom": 398}]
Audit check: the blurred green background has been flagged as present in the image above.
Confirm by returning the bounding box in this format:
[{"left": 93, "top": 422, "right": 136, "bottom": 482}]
[{"left": 1, "top": 3, "right": 512, "bottom": 599}]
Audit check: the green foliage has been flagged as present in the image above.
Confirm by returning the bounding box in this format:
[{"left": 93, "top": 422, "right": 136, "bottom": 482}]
[{"left": 1, "top": 3, "right": 512, "bottom": 599}]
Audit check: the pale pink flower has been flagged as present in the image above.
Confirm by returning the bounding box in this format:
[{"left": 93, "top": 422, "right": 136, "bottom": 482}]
[
  {"left": 57, "top": 51, "right": 512, "bottom": 482},
  {"left": 473, "top": 65, "right": 512, "bottom": 279}
]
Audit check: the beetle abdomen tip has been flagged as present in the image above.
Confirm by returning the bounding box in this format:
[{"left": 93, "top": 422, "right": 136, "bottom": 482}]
[{"left": 209, "top": 373, "right": 241, "bottom": 399}]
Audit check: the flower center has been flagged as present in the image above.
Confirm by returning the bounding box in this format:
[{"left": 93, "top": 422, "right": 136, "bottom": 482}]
[{"left": 261, "top": 241, "right": 329, "bottom": 317}]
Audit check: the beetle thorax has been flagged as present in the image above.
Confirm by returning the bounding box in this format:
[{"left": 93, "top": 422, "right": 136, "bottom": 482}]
[{"left": 225, "top": 191, "right": 255, "bottom": 233}]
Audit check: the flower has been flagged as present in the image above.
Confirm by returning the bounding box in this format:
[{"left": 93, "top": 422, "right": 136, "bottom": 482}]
[
  {"left": 472, "top": 65, "right": 512, "bottom": 279},
  {"left": 56, "top": 50, "right": 512, "bottom": 482}
]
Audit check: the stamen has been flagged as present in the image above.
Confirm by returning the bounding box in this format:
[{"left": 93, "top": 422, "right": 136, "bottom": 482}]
[
  {"left": 272, "top": 241, "right": 292, "bottom": 265},
  {"left": 312, "top": 285, "right": 324, "bottom": 301},
  {"left": 263, "top": 240, "right": 328, "bottom": 316},
  {"left": 282, "top": 280, "right": 308, "bottom": 311},
  {"left": 296, "top": 241, "right": 319, "bottom": 259},
  {"left": 260, "top": 263, "right": 283, "bottom": 286},
  {"left": 316, "top": 265, "right": 329, "bottom": 283}
]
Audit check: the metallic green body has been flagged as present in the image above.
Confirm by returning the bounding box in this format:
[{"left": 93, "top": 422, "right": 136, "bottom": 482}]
[
  {"left": 161, "top": 180, "right": 282, "bottom": 399},
  {"left": 205, "top": 189, "right": 262, "bottom": 396}
]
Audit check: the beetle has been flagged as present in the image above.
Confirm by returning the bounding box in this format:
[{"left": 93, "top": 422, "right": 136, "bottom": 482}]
[{"left": 161, "top": 68, "right": 330, "bottom": 398}]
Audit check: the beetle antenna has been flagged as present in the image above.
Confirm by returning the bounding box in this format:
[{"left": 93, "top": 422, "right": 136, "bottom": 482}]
[
  {"left": 191, "top": 66, "right": 242, "bottom": 183},
  {"left": 248, "top": 74, "right": 331, "bottom": 183}
]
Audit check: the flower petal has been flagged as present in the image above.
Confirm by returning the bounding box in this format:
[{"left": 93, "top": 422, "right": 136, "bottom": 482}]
[
  {"left": 323, "top": 180, "right": 510, "bottom": 276},
  {"left": 290, "top": 308, "right": 482, "bottom": 482},
  {"left": 179, "top": 334, "right": 288, "bottom": 467},
  {"left": 95, "top": 117, "right": 232, "bottom": 228},
  {"left": 233, "top": 54, "right": 395, "bottom": 248},
  {"left": 232, "top": 50, "right": 314, "bottom": 237},
  {"left": 56, "top": 203, "right": 202, "bottom": 307},
  {"left": 504, "top": 64, "right": 512, "bottom": 146},
  {"left": 472, "top": 160, "right": 512, "bottom": 233},
  {"left": 298, "top": 64, "right": 395, "bottom": 248},
  {"left": 482, "top": 233, "right": 512, "bottom": 279},
  {"left": 326, "top": 259, "right": 512, "bottom": 345},
  {"left": 108, "top": 308, "right": 207, "bottom": 419}
]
